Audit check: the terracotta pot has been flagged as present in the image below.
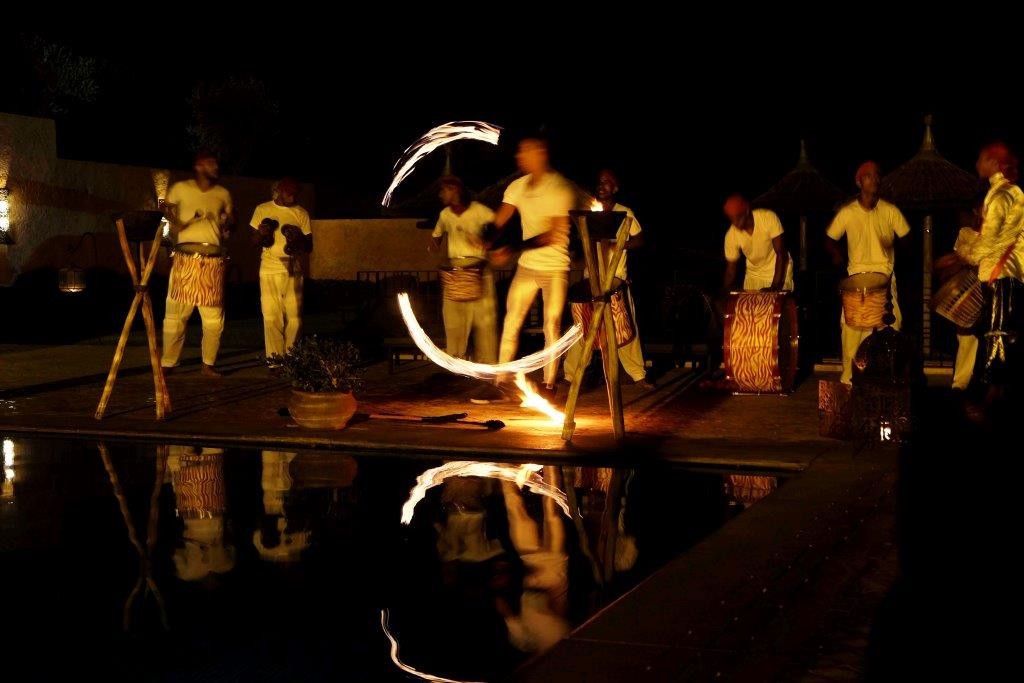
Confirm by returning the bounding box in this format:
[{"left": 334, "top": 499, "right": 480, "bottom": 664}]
[{"left": 288, "top": 389, "right": 357, "bottom": 430}]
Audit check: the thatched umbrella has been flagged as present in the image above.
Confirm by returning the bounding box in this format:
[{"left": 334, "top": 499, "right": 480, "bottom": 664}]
[
  {"left": 753, "top": 140, "right": 845, "bottom": 271},
  {"left": 881, "top": 116, "right": 979, "bottom": 357}
]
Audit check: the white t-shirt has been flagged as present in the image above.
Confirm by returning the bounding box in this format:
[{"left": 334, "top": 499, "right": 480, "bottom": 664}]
[
  {"left": 503, "top": 172, "right": 575, "bottom": 272},
  {"left": 826, "top": 198, "right": 911, "bottom": 275},
  {"left": 432, "top": 201, "right": 495, "bottom": 260},
  {"left": 724, "top": 209, "right": 785, "bottom": 283},
  {"left": 167, "top": 180, "right": 232, "bottom": 246},
  {"left": 587, "top": 203, "right": 642, "bottom": 280},
  {"left": 249, "top": 201, "right": 313, "bottom": 275}
]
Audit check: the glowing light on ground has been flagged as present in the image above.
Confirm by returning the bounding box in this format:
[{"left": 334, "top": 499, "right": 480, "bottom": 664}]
[
  {"left": 514, "top": 372, "right": 564, "bottom": 424},
  {"left": 398, "top": 293, "right": 580, "bottom": 379},
  {"left": 401, "top": 461, "right": 569, "bottom": 525},
  {"left": 382, "top": 121, "right": 502, "bottom": 207}
]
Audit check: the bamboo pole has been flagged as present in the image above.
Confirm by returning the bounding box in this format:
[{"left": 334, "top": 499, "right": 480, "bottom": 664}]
[
  {"left": 561, "top": 214, "right": 631, "bottom": 441},
  {"left": 98, "top": 443, "right": 170, "bottom": 631},
  {"left": 95, "top": 220, "right": 170, "bottom": 420}
]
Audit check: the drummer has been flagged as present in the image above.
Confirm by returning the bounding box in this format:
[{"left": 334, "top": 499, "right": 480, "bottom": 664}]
[
  {"left": 430, "top": 176, "right": 503, "bottom": 402},
  {"left": 563, "top": 169, "right": 652, "bottom": 388},
  {"left": 825, "top": 161, "right": 911, "bottom": 384},
  {"left": 161, "top": 151, "right": 233, "bottom": 378},
  {"left": 250, "top": 177, "right": 312, "bottom": 365},
  {"left": 722, "top": 194, "right": 794, "bottom": 292}
]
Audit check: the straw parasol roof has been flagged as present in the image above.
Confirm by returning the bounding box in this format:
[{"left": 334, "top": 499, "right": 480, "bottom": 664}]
[
  {"left": 881, "top": 116, "right": 979, "bottom": 210},
  {"left": 753, "top": 140, "right": 846, "bottom": 213}
]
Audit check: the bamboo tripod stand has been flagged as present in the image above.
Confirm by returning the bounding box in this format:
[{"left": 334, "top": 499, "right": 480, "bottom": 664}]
[
  {"left": 95, "top": 218, "right": 172, "bottom": 420},
  {"left": 561, "top": 211, "right": 632, "bottom": 442}
]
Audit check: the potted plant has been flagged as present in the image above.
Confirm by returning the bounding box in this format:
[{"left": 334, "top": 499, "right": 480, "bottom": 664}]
[{"left": 270, "top": 336, "right": 365, "bottom": 430}]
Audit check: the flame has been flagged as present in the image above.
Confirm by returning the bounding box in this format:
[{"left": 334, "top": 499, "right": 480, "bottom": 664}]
[
  {"left": 381, "top": 609, "right": 485, "bottom": 683},
  {"left": 590, "top": 199, "right": 603, "bottom": 211},
  {"left": 401, "top": 461, "right": 568, "bottom": 525},
  {"left": 514, "top": 372, "right": 564, "bottom": 424},
  {"left": 382, "top": 121, "right": 502, "bottom": 207},
  {"left": 2, "top": 439, "right": 12, "bottom": 467},
  {"left": 398, "top": 293, "right": 580, "bottom": 378}
]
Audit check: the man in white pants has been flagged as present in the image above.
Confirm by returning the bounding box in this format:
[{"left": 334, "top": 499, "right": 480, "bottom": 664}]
[
  {"left": 250, "top": 177, "right": 312, "bottom": 363},
  {"left": 563, "top": 169, "right": 651, "bottom": 388},
  {"left": 825, "top": 161, "right": 911, "bottom": 384},
  {"left": 490, "top": 138, "right": 575, "bottom": 400},
  {"left": 161, "top": 152, "right": 233, "bottom": 377}
]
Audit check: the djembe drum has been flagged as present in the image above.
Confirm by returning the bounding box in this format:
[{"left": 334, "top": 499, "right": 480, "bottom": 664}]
[
  {"left": 839, "top": 272, "right": 890, "bottom": 329},
  {"left": 569, "top": 279, "right": 636, "bottom": 349},
  {"left": 932, "top": 268, "right": 984, "bottom": 328},
  {"left": 169, "top": 242, "right": 226, "bottom": 307},
  {"left": 438, "top": 257, "right": 486, "bottom": 302},
  {"left": 722, "top": 290, "right": 799, "bottom": 393}
]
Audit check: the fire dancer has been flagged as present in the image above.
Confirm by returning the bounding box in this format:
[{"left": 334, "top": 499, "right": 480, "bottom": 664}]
[{"left": 489, "top": 138, "right": 575, "bottom": 400}]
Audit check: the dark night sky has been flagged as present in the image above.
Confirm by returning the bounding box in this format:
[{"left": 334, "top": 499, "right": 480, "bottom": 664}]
[{"left": 1, "top": 26, "right": 1014, "bottom": 260}]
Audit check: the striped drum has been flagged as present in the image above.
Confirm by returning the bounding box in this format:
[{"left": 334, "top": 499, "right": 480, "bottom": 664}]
[
  {"left": 170, "top": 242, "right": 226, "bottom": 307},
  {"left": 569, "top": 280, "right": 636, "bottom": 349},
  {"left": 723, "top": 290, "right": 799, "bottom": 394}
]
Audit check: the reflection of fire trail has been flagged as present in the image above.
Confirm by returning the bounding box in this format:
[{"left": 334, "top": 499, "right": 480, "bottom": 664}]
[
  {"left": 398, "top": 293, "right": 581, "bottom": 379},
  {"left": 401, "top": 461, "right": 570, "bottom": 525},
  {"left": 381, "top": 609, "right": 484, "bottom": 683},
  {"left": 382, "top": 121, "right": 502, "bottom": 207}
]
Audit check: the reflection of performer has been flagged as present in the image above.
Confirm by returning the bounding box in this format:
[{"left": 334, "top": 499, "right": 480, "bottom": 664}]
[
  {"left": 497, "top": 467, "right": 570, "bottom": 654},
  {"left": 825, "top": 162, "right": 911, "bottom": 384},
  {"left": 161, "top": 152, "right": 233, "bottom": 378},
  {"left": 490, "top": 138, "right": 575, "bottom": 399},
  {"left": 168, "top": 446, "right": 235, "bottom": 581},
  {"left": 250, "top": 178, "right": 312, "bottom": 362},
  {"left": 563, "top": 170, "right": 652, "bottom": 388},
  {"left": 253, "top": 450, "right": 311, "bottom": 562},
  {"left": 722, "top": 194, "right": 793, "bottom": 292},
  {"left": 435, "top": 476, "right": 504, "bottom": 563},
  {"left": 430, "top": 176, "right": 499, "bottom": 366},
  {"left": 962, "top": 143, "right": 1024, "bottom": 404}
]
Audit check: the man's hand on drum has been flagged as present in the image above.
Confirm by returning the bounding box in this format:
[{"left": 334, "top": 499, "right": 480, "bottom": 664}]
[
  {"left": 934, "top": 252, "right": 966, "bottom": 282},
  {"left": 760, "top": 285, "right": 782, "bottom": 292}
]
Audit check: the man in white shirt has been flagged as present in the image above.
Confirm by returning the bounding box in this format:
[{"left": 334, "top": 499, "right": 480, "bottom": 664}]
[
  {"left": 563, "top": 169, "right": 651, "bottom": 388},
  {"left": 490, "top": 138, "right": 575, "bottom": 398},
  {"left": 431, "top": 176, "right": 498, "bottom": 361},
  {"left": 250, "top": 177, "right": 312, "bottom": 362},
  {"left": 161, "top": 152, "right": 233, "bottom": 377},
  {"left": 722, "top": 194, "right": 793, "bottom": 292},
  {"left": 825, "top": 161, "right": 911, "bottom": 384}
]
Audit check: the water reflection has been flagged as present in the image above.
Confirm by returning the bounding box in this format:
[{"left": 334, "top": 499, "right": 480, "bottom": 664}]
[
  {"left": 97, "top": 442, "right": 169, "bottom": 631},
  {"left": 1, "top": 438, "right": 782, "bottom": 680},
  {"left": 168, "top": 446, "right": 235, "bottom": 581},
  {"left": 499, "top": 466, "right": 570, "bottom": 654}
]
